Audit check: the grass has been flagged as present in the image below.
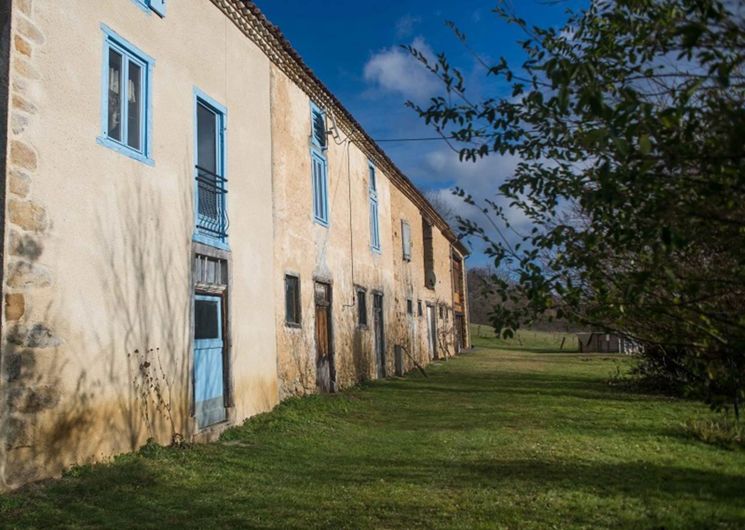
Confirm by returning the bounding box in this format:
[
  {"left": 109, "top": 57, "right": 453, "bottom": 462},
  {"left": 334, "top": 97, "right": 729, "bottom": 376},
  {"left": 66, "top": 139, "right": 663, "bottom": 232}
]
[{"left": 1, "top": 329, "right": 744, "bottom": 529}]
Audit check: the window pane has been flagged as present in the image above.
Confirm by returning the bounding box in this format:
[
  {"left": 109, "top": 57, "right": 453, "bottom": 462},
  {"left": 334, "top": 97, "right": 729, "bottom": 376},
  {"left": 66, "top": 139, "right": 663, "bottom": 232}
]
[
  {"left": 197, "top": 102, "right": 218, "bottom": 174},
  {"left": 369, "top": 165, "right": 376, "bottom": 191},
  {"left": 312, "top": 109, "right": 326, "bottom": 148},
  {"left": 195, "top": 300, "right": 219, "bottom": 339},
  {"left": 107, "top": 49, "right": 123, "bottom": 141},
  {"left": 285, "top": 276, "right": 300, "bottom": 324},
  {"left": 127, "top": 61, "right": 142, "bottom": 150}
]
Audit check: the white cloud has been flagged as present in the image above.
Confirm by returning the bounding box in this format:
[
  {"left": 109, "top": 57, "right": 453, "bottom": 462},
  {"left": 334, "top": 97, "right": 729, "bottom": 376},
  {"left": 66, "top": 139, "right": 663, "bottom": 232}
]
[
  {"left": 395, "top": 15, "right": 421, "bottom": 39},
  {"left": 363, "top": 37, "right": 440, "bottom": 101},
  {"left": 420, "top": 146, "right": 531, "bottom": 236}
]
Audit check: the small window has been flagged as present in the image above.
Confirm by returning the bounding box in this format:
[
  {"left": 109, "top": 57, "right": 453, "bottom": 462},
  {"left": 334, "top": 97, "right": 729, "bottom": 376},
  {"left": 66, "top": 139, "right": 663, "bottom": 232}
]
[
  {"left": 401, "top": 220, "right": 412, "bottom": 261},
  {"left": 194, "top": 299, "right": 219, "bottom": 339},
  {"left": 285, "top": 275, "right": 301, "bottom": 325},
  {"left": 311, "top": 102, "right": 327, "bottom": 150},
  {"left": 369, "top": 162, "right": 381, "bottom": 252},
  {"left": 98, "top": 25, "right": 153, "bottom": 164},
  {"left": 357, "top": 288, "right": 367, "bottom": 327},
  {"left": 417, "top": 300, "right": 423, "bottom": 317},
  {"left": 407, "top": 299, "right": 413, "bottom": 315},
  {"left": 439, "top": 305, "right": 444, "bottom": 319}
]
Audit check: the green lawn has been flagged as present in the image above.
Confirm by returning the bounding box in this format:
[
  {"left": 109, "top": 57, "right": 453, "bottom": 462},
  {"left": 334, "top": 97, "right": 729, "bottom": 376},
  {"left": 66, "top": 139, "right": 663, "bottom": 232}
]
[{"left": 2, "top": 333, "right": 744, "bottom": 529}]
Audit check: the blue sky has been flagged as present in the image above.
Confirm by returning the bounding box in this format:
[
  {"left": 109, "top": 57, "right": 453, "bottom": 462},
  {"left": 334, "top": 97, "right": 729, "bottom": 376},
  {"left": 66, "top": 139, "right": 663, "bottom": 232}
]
[{"left": 253, "top": 0, "right": 584, "bottom": 264}]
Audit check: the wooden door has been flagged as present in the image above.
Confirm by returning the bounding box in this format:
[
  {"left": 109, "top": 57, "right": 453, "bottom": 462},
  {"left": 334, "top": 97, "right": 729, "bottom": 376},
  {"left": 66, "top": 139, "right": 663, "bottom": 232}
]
[
  {"left": 373, "top": 293, "right": 385, "bottom": 378},
  {"left": 315, "top": 282, "right": 334, "bottom": 392},
  {"left": 194, "top": 294, "right": 226, "bottom": 428}
]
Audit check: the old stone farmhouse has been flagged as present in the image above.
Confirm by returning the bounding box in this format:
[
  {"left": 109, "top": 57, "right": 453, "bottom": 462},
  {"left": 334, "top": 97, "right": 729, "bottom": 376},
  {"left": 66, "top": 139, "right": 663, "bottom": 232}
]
[{"left": 0, "top": 0, "right": 470, "bottom": 488}]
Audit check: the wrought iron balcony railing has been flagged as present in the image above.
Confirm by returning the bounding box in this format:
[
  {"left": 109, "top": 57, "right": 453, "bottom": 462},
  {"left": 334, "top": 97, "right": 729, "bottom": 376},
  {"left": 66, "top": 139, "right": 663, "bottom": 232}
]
[{"left": 195, "top": 165, "right": 228, "bottom": 240}]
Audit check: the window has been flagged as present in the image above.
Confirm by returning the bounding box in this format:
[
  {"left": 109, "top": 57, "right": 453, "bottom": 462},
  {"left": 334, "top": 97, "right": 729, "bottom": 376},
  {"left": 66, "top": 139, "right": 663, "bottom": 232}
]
[
  {"left": 310, "top": 102, "right": 329, "bottom": 225},
  {"left": 369, "top": 162, "right": 381, "bottom": 252},
  {"left": 98, "top": 25, "right": 153, "bottom": 164},
  {"left": 285, "top": 275, "right": 301, "bottom": 325},
  {"left": 311, "top": 103, "right": 327, "bottom": 151},
  {"left": 407, "top": 299, "right": 413, "bottom": 315},
  {"left": 439, "top": 305, "right": 444, "bottom": 319},
  {"left": 194, "top": 89, "right": 228, "bottom": 247},
  {"left": 131, "top": 0, "right": 167, "bottom": 16},
  {"left": 311, "top": 151, "right": 329, "bottom": 225},
  {"left": 422, "top": 218, "right": 435, "bottom": 288},
  {"left": 401, "top": 220, "right": 412, "bottom": 261},
  {"left": 194, "top": 298, "right": 220, "bottom": 339},
  {"left": 417, "top": 300, "right": 423, "bottom": 317},
  {"left": 357, "top": 288, "right": 367, "bottom": 327}
]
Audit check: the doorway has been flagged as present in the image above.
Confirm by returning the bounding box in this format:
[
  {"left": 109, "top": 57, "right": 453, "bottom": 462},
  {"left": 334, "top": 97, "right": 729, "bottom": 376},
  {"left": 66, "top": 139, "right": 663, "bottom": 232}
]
[
  {"left": 314, "top": 281, "right": 335, "bottom": 392},
  {"left": 426, "top": 304, "right": 438, "bottom": 360},
  {"left": 373, "top": 293, "right": 385, "bottom": 378},
  {"left": 194, "top": 294, "right": 226, "bottom": 428}
]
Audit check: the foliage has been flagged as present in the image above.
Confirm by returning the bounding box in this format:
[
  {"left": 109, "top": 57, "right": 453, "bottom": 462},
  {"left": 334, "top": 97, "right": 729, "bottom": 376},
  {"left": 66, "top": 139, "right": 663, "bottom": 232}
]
[
  {"left": 407, "top": 0, "right": 745, "bottom": 417},
  {"left": 2, "top": 342, "right": 744, "bottom": 528},
  {"left": 128, "top": 348, "right": 183, "bottom": 446},
  {"left": 685, "top": 416, "right": 745, "bottom": 450}
]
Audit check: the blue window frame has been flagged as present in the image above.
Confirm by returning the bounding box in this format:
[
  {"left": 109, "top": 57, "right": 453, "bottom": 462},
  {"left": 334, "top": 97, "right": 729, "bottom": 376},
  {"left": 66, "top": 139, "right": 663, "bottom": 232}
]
[
  {"left": 97, "top": 24, "right": 154, "bottom": 165},
  {"left": 311, "top": 150, "right": 329, "bottom": 225},
  {"left": 131, "top": 0, "right": 167, "bottom": 17},
  {"left": 369, "top": 162, "right": 381, "bottom": 252},
  {"left": 310, "top": 101, "right": 329, "bottom": 226},
  {"left": 193, "top": 88, "right": 228, "bottom": 249}
]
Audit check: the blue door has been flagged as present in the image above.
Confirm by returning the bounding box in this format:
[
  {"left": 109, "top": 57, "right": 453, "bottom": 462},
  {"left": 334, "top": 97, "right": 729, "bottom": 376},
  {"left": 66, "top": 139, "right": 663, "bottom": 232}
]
[{"left": 194, "top": 294, "right": 226, "bottom": 428}]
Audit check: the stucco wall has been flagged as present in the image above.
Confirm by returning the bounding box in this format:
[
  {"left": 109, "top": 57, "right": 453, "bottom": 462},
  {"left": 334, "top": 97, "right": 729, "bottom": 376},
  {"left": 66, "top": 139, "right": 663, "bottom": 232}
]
[
  {"left": 0, "top": 0, "right": 277, "bottom": 487},
  {"left": 271, "top": 63, "right": 465, "bottom": 399},
  {"left": 271, "top": 64, "right": 397, "bottom": 396}
]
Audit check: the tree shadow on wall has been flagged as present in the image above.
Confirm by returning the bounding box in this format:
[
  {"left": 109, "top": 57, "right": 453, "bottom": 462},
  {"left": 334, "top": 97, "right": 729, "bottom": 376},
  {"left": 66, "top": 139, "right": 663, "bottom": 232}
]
[{"left": 90, "top": 158, "right": 193, "bottom": 454}]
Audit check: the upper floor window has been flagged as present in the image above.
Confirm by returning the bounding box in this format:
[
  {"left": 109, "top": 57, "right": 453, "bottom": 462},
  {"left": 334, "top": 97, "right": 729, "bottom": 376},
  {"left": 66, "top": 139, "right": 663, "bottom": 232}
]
[
  {"left": 194, "top": 89, "right": 228, "bottom": 247},
  {"left": 310, "top": 102, "right": 329, "bottom": 225},
  {"left": 369, "top": 162, "right": 381, "bottom": 252},
  {"left": 310, "top": 103, "right": 327, "bottom": 151},
  {"left": 423, "top": 218, "right": 435, "bottom": 288},
  {"left": 401, "top": 220, "right": 412, "bottom": 261},
  {"left": 132, "top": 0, "right": 167, "bottom": 16},
  {"left": 98, "top": 25, "right": 153, "bottom": 165}
]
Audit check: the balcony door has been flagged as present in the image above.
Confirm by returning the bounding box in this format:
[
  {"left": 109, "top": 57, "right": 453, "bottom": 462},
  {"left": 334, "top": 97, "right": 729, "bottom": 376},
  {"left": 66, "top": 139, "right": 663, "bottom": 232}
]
[{"left": 195, "top": 94, "right": 227, "bottom": 244}]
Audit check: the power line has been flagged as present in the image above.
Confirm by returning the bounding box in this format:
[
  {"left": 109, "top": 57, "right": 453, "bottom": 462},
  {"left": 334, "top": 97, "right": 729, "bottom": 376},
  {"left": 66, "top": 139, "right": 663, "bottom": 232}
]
[{"left": 374, "top": 137, "right": 451, "bottom": 143}]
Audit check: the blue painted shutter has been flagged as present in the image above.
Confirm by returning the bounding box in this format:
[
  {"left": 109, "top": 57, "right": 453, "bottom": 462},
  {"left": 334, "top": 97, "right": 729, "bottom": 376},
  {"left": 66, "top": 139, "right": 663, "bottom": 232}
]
[
  {"left": 312, "top": 108, "right": 327, "bottom": 149},
  {"left": 150, "top": 0, "right": 166, "bottom": 16},
  {"left": 312, "top": 152, "right": 328, "bottom": 223},
  {"left": 370, "top": 197, "right": 380, "bottom": 249}
]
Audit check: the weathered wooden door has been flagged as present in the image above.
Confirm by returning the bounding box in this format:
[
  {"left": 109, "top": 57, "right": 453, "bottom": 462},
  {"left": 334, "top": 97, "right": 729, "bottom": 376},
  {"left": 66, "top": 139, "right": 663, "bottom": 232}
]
[
  {"left": 373, "top": 293, "right": 385, "bottom": 378},
  {"left": 194, "top": 294, "right": 226, "bottom": 428},
  {"left": 426, "top": 304, "right": 438, "bottom": 360},
  {"left": 315, "top": 282, "right": 334, "bottom": 392}
]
